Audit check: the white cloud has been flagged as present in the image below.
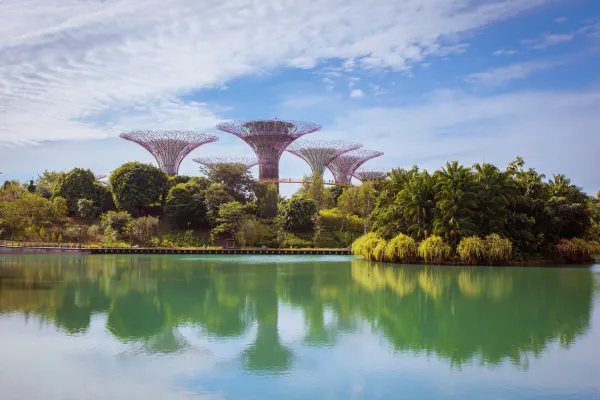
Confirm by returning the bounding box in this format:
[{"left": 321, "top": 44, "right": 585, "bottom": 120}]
[
  {"left": 0, "top": 0, "right": 552, "bottom": 145},
  {"left": 464, "top": 60, "right": 559, "bottom": 85},
  {"left": 350, "top": 89, "right": 365, "bottom": 98},
  {"left": 555, "top": 17, "right": 568, "bottom": 23},
  {"left": 322, "top": 88, "right": 600, "bottom": 193},
  {"left": 493, "top": 49, "right": 517, "bottom": 56},
  {"left": 524, "top": 32, "right": 575, "bottom": 49}
]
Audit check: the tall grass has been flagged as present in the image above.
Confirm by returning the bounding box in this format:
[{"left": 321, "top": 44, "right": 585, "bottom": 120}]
[
  {"left": 556, "top": 238, "right": 593, "bottom": 263},
  {"left": 484, "top": 234, "right": 512, "bottom": 264},
  {"left": 384, "top": 234, "right": 418, "bottom": 263},
  {"left": 457, "top": 236, "right": 486, "bottom": 265},
  {"left": 351, "top": 233, "right": 387, "bottom": 261},
  {"left": 418, "top": 235, "right": 452, "bottom": 264}
]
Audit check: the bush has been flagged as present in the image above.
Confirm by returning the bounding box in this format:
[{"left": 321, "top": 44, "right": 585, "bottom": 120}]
[
  {"left": 485, "top": 234, "right": 513, "bottom": 264},
  {"left": 109, "top": 162, "right": 167, "bottom": 216},
  {"left": 384, "top": 234, "right": 418, "bottom": 263},
  {"left": 62, "top": 224, "right": 86, "bottom": 242},
  {"left": 351, "top": 233, "right": 387, "bottom": 261},
  {"left": 158, "top": 231, "right": 207, "bottom": 248},
  {"left": 130, "top": 216, "right": 159, "bottom": 246},
  {"left": 236, "top": 218, "right": 269, "bottom": 247},
  {"left": 418, "top": 235, "right": 452, "bottom": 264},
  {"left": 556, "top": 238, "right": 593, "bottom": 263},
  {"left": 78, "top": 198, "right": 96, "bottom": 219},
  {"left": 457, "top": 236, "right": 486, "bottom": 265},
  {"left": 314, "top": 231, "right": 341, "bottom": 249},
  {"left": 282, "top": 232, "right": 313, "bottom": 249},
  {"left": 319, "top": 208, "right": 364, "bottom": 233},
  {"left": 100, "top": 210, "right": 132, "bottom": 235},
  {"left": 278, "top": 195, "right": 317, "bottom": 232}
]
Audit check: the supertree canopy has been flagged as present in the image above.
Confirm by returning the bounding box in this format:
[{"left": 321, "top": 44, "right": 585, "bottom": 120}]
[
  {"left": 216, "top": 119, "right": 321, "bottom": 180},
  {"left": 192, "top": 156, "right": 259, "bottom": 170},
  {"left": 119, "top": 130, "right": 219, "bottom": 176},
  {"left": 327, "top": 149, "right": 384, "bottom": 184},
  {"left": 284, "top": 140, "right": 362, "bottom": 177},
  {"left": 353, "top": 168, "right": 389, "bottom": 182}
]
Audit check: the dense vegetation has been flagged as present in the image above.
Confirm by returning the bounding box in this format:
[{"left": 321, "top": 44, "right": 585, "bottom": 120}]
[{"left": 1, "top": 157, "right": 599, "bottom": 262}]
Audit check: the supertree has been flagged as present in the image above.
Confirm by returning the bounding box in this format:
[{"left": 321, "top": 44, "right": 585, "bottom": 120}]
[
  {"left": 284, "top": 140, "right": 362, "bottom": 178},
  {"left": 119, "top": 130, "right": 219, "bottom": 176},
  {"left": 353, "top": 168, "right": 389, "bottom": 182},
  {"left": 327, "top": 149, "right": 384, "bottom": 184},
  {"left": 192, "top": 156, "right": 259, "bottom": 171},
  {"left": 216, "top": 119, "right": 321, "bottom": 181}
]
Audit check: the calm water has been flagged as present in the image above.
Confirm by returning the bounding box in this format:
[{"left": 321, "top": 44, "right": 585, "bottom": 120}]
[{"left": 0, "top": 255, "right": 599, "bottom": 400}]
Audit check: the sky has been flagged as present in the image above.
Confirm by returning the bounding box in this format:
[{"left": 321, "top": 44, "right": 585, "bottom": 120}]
[{"left": 1, "top": 0, "right": 599, "bottom": 197}]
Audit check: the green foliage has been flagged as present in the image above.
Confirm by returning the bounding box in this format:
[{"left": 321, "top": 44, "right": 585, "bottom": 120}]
[
  {"left": 130, "top": 216, "right": 159, "bottom": 246},
  {"left": 94, "top": 183, "right": 115, "bottom": 213},
  {"left": 433, "top": 161, "right": 478, "bottom": 247},
  {"left": 418, "top": 235, "right": 452, "bottom": 264},
  {"left": 257, "top": 183, "right": 279, "bottom": 218},
  {"left": 35, "top": 170, "right": 66, "bottom": 198},
  {"left": 313, "top": 231, "right": 341, "bottom": 248},
  {"left": 204, "top": 183, "right": 234, "bottom": 227},
  {"left": 201, "top": 163, "right": 256, "bottom": 202},
  {"left": 236, "top": 218, "right": 270, "bottom": 247},
  {"left": 396, "top": 170, "right": 436, "bottom": 240},
  {"left": 351, "top": 233, "right": 387, "bottom": 261},
  {"left": 384, "top": 234, "right": 418, "bottom": 263},
  {"left": 282, "top": 232, "right": 313, "bottom": 248},
  {"left": 77, "top": 198, "right": 96, "bottom": 219},
  {"left": 54, "top": 168, "right": 97, "bottom": 214},
  {"left": 164, "top": 182, "right": 207, "bottom": 229},
  {"left": 0, "top": 193, "right": 57, "bottom": 237},
  {"left": 457, "top": 236, "right": 486, "bottom": 265},
  {"left": 51, "top": 196, "right": 69, "bottom": 222},
  {"left": 157, "top": 231, "right": 207, "bottom": 248},
  {"left": 100, "top": 210, "right": 132, "bottom": 235},
  {"left": 484, "top": 234, "right": 513, "bottom": 264},
  {"left": 319, "top": 208, "right": 364, "bottom": 233},
  {"left": 109, "top": 162, "right": 167, "bottom": 216},
  {"left": 330, "top": 184, "right": 351, "bottom": 204},
  {"left": 556, "top": 238, "right": 594, "bottom": 263},
  {"left": 277, "top": 195, "right": 317, "bottom": 232},
  {"left": 305, "top": 174, "right": 334, "bottom": 211},
  {"left": 214, "top": 201, "right": 246, "bottom": 237}
]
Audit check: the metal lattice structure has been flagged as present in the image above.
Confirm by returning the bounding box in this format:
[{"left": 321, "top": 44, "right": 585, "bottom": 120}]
[
  {"left": 192, "top": 156, "right": 259, "bottom": 170},
  {"left": 284, "top": 140, "right": 362, "bottom": 177},
  {"left": 353, "top": 168, "right": 389, "bottom": 182},
  {"left": 327, "top": 149, "right": 384, "bottom": 184},
  {"left": 216, "top": 119, "right": 321, "bottom": 180},
  {"left": 119, "top": 130, "right": 219, "bottom": 176}
]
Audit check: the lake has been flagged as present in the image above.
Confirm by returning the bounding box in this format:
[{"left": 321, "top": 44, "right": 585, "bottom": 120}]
[{"left": 0, "top": 255, "right": 599, "bottom": 400}]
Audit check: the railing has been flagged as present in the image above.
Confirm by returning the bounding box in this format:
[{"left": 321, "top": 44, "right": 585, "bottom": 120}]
[
  {"left": 0, "top": 240, "right": 91, "bottom": 249},
  {"left": 261, "top": 178, "right": 336, "bottom": 185}
]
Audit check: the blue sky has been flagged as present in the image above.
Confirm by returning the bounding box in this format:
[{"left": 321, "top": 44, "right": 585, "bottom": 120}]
[{"left": 1, "top": 0, "right": 599, "bottom": 196}]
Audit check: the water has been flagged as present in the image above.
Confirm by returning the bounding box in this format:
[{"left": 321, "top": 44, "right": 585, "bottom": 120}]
[{"left": 0, "top": 255, "right": 599, "bottom": 400}]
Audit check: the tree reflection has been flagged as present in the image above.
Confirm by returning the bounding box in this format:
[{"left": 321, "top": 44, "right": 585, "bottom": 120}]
[{"left": 0, "top": 255, "right": 594, "bottom": 372}]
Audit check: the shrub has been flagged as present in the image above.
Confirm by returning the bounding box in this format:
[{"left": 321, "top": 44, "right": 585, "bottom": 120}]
[
  {"left": 130, "top": 216, "right": 159, "bottom": 246},
  {"left": 418, "top": 235, "right": 452, "bottom": 264},
  {"left": 384, "top": 234, "right": 418, "bottom": 263},
  {"left": 236, "top": 218, "right": 269, "bottom": 247},
  {"left": 556, "top": 238, "right": 593, "bottom": 263},
  {"left": 351, "top": 233, "right": 387, "bottom": 261},
  {"left": 457, "top": 236, "right": 486, "bottom": 265},
  {"left": 282, "top": 232, "right": 313, "bottom": 248},
  {"left": 77, "top": 198, "right": 96, "bottom": 219},
  {"left": 62, "top": 224, "right": 86, "bottom": 242},
  {"left": 485, "top": 234, "right": 513, "bottom": 264},
  {"left": 158, "top": 231, "right": 207, "bottom": 248},
  {"left": 100, "top": 210, "right": 132, "bottom": 235},
  {"left": 314, "top": 231, "right": 341, "bottom": 249}
]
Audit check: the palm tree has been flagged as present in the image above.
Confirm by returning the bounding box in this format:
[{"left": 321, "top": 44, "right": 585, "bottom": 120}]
[
  {"left": 472, "top": 163, "right": 516, "bottom": 235},
  {"left": 397, "top": 171, "right": 436, "bottom": 240},
  {"left": 433, "top": 161, "right": 477, "bottom": 247}
]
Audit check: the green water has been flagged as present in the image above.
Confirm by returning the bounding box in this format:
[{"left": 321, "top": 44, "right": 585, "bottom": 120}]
[{"left": 0, "top": 255, "right": 599, "bottom": 400}]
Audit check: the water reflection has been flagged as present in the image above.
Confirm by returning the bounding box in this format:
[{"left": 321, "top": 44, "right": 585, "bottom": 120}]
[{"left": 0, "top": 255, "right": 594, "bottom": 375}]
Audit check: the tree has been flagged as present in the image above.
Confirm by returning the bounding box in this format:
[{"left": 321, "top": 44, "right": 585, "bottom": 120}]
[
  {"left": 397, "top": 170, "right": 436, "bottom": 240},
  {"left": 36, "top": 170, "right": 66, "bottom": 198},
  {"left": 0, "top": 193, "right": 52, "bottom": 237},
  {"left": 329, "top": 184, "right": 351, "bottom": 204},
  {"left": 257, "top": 182, "right": 279, "bottom": 218},
  {"left": 472, "top": 163, "right": 515, "bottom": 235},
  {"left": 51, "top": 196, "right": 69, "bottom": 222},
  {"left": 130, "top": 216, "right": 159, "bottom": 246},
  {"left": 433, "top": 161, "right": 477, "bottom": 247},
  {"left": 305, "top": 173, "right": 333, "bottom": 211},
  {"left": 357, "top": 181, "right": 376, "bottom": 234},
  {"left": 164, "top": 182, "right": 207, "bottom": 229},
  {"left": 78, "top": 198, "right": 96, "bottom": 219},
  {"left": 277, "top": 195, "right": 317, "bottom": 232},
  {"left": 337, "top": 186, "right": 359, "bottom": 232},
  {"left": 201, "top": 163, "right": 256, "bottom": 202},
  {"left": 100, "top": 210, "right": 132, "bottom": 235},
  {"left": 94, "top": 183, "right": 115, "bottom": 213},
  {"left": 204, "top": 183, "right": 234, "bottom": 227},
  {"left": 214, "top": 201, "right": 247, "bottom": 238},
  {"left": 109, "top": 162, "right": 167, "bottom": 216},
  {"left": 236, "top": 218, "right": 268, "bottom": 247},
  {"left": 27, "top": 179, "right": 36, "bottom": 193},
  {"left": 54, "top": 168, "right": 97, "bottom": 214}
]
